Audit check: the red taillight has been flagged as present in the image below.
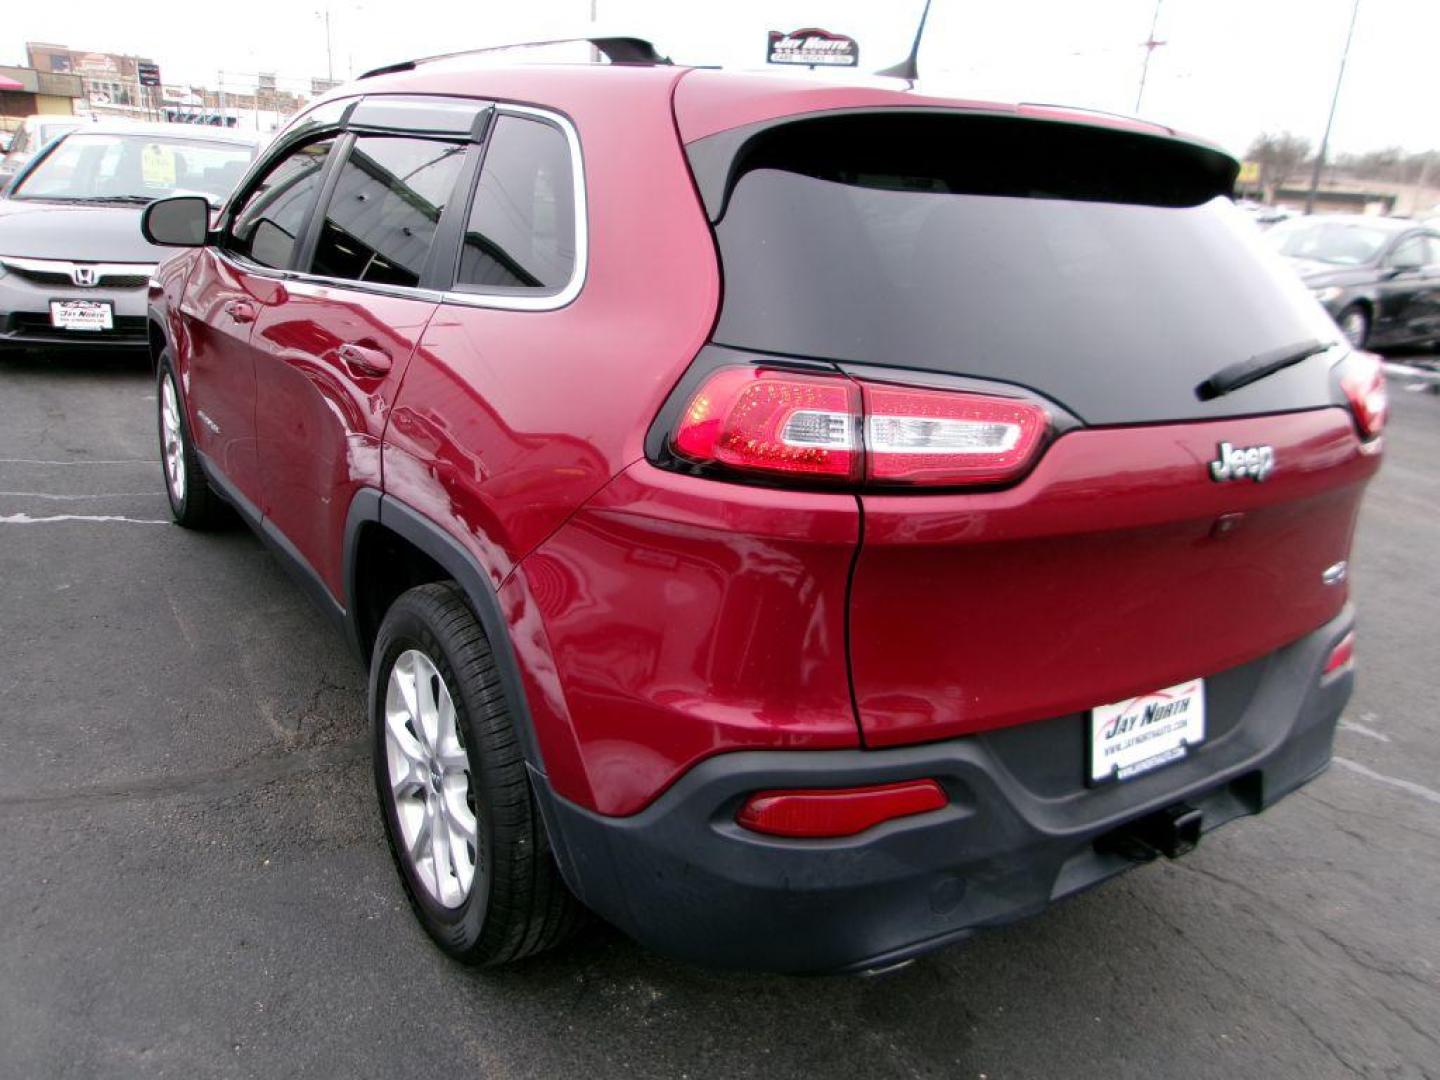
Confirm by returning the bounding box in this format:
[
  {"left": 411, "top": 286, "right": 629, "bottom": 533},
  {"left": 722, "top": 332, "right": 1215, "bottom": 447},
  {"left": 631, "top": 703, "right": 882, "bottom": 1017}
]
[
  {"left": 1340, "top": 350, "right": 1387, "bottom": 439},
  {"left": 669, "top": 366, "right": 1048, "bottom": 488},
  {"left": 863, "top": 383, "right": 1049, "bottom": 486},
  {"left": 672, "top": 367, "right": 861, "bottom": 481},
  {"left": 1324, "top": 631, "right": 1355, "bottom": 675},
  {"left": 736, "top": 779, "right": 948, "bottom": 838}
]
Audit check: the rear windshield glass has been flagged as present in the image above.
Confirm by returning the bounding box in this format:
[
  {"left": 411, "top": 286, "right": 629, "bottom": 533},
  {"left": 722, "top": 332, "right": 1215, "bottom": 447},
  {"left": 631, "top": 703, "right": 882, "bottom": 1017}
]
[{"left": 708, "top": 114, "right": 1339, "bottom": 425}]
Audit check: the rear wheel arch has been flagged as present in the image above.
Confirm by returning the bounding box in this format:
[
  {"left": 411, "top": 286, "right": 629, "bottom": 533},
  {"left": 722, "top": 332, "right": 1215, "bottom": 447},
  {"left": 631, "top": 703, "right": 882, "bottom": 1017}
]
[
  {"left": 348, "top": 515, "right": 451, "bottom": 663},
  {"left": 344, "top": 492, "right": 589, "bottom": 893},
  {"left": 1337, "top": 299, "right": 1373, "bottom": 348},
  {"left": 343, "top": 493, "right": 555, "bottom": 780}
]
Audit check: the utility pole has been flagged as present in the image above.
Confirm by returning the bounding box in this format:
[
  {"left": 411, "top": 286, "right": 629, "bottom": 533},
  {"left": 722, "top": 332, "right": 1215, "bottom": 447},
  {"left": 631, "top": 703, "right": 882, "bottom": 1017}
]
[
  {"left": 1134, "top": 0, "right": 1166, "bottom": 114},
  {"left": 323, "top": 6, "right": 334, "bottom": 83},
  {"left": 1305, "top": 0, "right": 1362, "bottom": 215}
]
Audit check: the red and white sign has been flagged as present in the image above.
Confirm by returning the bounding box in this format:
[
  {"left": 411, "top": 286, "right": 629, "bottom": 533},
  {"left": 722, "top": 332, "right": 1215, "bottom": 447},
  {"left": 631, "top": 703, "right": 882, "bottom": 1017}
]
[{"left": 766, "top": 28, "right": 860, "bottom": 67}]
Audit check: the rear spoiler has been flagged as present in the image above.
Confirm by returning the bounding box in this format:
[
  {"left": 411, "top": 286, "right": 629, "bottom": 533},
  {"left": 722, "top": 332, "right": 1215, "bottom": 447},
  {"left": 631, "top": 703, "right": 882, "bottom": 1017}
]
[{"left": 685, "top": 107, "right": 1240, "bottom": 223}]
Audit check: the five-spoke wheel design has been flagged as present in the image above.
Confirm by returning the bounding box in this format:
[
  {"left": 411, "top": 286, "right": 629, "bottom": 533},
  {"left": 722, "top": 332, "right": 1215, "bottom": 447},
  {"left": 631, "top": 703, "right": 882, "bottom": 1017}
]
[{"left": 383, "top": 649, "right": 479, "bottom": 909}]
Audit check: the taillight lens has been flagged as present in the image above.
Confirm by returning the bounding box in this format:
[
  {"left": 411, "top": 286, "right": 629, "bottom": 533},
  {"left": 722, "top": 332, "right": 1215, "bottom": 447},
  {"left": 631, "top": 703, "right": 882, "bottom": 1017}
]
[
  {"left": 669, "top": 366, "right": 1048, "bottom": 488},
  {"left": 672, "top": 367, "right": 861, "bottom": 481},
  {"left": 736, "top": 779, "right": 948, "bottom": 838},
  {"left": 863, "top": 383, "right": 1049, "bottom": 486},
  {"left": 1340, "top": 350, "right": 1387, "bottom": 439}
]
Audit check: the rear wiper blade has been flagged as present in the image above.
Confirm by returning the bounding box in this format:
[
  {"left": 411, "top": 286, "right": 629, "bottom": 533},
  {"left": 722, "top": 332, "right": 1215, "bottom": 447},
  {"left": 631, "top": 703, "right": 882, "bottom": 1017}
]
[{"left": 1196, "top": 339, "right": 1332, "bottom": 401}]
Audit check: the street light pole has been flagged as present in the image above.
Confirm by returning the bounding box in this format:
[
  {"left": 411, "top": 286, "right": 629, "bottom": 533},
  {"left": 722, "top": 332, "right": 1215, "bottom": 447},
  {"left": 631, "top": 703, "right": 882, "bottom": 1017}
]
[
  {"left": 1134, "top": 0, "right": 1165, "bottom": 114},
  {"left": 1305, "top": 0, "right": 1362, "bottom": 215}
]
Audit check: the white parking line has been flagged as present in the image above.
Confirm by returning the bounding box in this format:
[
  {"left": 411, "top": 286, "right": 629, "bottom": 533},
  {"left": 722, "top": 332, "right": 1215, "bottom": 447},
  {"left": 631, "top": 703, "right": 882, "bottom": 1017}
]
[
  {"left": 1338, "top": 718, "right": 1392, "bottom": 743},
  {"left": 1333, "top": 756, "right": 1440, "bottom": 807},
  {"left": 0, "top": 513, "right": 170, "bottom": 526}
]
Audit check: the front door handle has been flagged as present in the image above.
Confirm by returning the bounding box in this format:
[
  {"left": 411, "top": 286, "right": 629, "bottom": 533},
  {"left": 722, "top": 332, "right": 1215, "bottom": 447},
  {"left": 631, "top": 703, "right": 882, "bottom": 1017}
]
[
  {"left": 337, "top": 341, "right": 393, "bottom": 377},
  {"left": 223, "top": 299, "right": 256, "bottom": 324}
]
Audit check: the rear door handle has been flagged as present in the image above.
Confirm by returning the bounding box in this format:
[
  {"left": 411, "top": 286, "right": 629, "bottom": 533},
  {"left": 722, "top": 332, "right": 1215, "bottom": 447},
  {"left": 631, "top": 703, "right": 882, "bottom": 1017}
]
[
  {"left": 337, "top": 342, "right": 393, "bottom": 377},
  {"left": 223, "top": 299, "right": 256, "bottom": 324}
]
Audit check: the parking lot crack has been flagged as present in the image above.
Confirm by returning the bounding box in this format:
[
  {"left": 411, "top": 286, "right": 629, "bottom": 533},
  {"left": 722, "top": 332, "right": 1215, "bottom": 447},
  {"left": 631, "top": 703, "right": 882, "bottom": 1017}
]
[{"left": 1173, "top": 861, "right": 1439, "bottom": 992}]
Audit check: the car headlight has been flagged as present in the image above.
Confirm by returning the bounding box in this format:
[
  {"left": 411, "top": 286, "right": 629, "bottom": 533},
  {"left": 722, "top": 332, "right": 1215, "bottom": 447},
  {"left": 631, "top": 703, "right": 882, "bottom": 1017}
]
[{"left": 1311, "top": 286, "right": 1345, "bottom": 304}]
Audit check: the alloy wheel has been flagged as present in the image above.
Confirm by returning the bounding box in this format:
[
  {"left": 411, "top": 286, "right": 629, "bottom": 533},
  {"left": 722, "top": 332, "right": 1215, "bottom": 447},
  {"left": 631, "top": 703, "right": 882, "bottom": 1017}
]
[
  {"left": 1339, "top": 309, "right": 1368, "bottom": 349},
  {"left": 160, "top": 374, "right": 186, "bottom": 504},
  {"left": 384, "top": 649, "right": 479, "bottom": 908}
]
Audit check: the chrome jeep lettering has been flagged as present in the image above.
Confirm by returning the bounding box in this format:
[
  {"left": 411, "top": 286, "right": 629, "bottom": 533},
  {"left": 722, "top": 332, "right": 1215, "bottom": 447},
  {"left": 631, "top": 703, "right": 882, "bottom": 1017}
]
[{"left": 1209, "top": 441, "right": 1275, "bottom": 482}]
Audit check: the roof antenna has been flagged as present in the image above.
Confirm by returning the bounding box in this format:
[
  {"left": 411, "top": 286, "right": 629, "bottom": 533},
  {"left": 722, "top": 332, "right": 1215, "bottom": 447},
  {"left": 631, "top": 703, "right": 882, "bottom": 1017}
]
[{"left": 878, "top": 0, "right": 934, "bottom": 84}]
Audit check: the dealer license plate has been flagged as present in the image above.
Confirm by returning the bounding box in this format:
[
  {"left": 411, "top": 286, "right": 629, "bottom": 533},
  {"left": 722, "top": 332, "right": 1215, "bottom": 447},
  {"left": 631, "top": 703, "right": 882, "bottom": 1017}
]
[
  {"left": 50, "top": 299, "right": 114, "bottom": 332},
  {"left": 1089, "top": 679, "right": 1205, "bottom": 784}
]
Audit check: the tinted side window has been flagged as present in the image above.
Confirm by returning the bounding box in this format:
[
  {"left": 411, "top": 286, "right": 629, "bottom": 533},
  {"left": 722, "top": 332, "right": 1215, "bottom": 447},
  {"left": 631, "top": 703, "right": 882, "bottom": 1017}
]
[
  {"left": 228, "top": 138, "right": 336, "bottom": 270},
  {"left": 456, "top": 116, "right": 576, "bottom": 291},
  {"left": 309, "top": 135, "right": 467, "bottom": 288},
  {"left": 1389, "top": 236, "right": 1428, "bottom": 270}
]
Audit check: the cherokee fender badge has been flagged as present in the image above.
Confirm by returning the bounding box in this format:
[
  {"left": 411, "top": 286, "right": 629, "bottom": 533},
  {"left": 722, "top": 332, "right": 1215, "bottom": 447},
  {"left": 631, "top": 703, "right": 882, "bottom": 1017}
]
[{"left": 1209, "top": 441, "right": 1275, "bottom": 482}]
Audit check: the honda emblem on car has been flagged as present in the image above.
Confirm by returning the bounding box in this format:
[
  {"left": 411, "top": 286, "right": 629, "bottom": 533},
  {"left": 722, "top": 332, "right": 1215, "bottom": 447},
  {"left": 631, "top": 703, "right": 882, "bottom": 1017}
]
[
  {"left": 70, "top": 265, "right": 98, "bottom": 287},
  {"left": 1209, "top": 441, "right": 1276, "bottom": 482}
]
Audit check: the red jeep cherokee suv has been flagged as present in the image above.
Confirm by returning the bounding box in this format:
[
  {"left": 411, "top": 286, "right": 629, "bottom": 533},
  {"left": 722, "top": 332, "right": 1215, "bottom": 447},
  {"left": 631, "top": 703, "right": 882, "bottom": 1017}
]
[{"left": 140, "top": 43, "right": 1384, "bottom": 974}]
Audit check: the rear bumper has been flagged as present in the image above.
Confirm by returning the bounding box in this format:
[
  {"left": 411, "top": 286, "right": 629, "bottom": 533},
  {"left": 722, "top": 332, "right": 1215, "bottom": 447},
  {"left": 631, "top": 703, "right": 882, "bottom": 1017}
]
[{"left": 536, "top": 607, "right": 1355, "bottom": 974}]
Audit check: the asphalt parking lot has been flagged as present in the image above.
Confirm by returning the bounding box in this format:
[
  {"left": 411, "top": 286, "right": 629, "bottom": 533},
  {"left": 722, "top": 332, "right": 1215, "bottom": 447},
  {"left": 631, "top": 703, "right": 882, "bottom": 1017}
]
[{"left": 1, "top": 351, "right": 1436, "bottom": 1080}]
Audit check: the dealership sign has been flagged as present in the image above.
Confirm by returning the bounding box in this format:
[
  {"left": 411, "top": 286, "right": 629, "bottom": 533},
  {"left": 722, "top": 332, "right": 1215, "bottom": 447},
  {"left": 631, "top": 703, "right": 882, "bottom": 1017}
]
[{"left": 766, "top": 28, "right": 859, "bottom": 67}]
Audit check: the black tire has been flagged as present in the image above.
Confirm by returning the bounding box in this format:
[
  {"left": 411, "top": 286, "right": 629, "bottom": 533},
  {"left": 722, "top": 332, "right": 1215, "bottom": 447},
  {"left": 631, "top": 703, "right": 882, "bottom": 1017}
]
[
  {"left": 157, "top": 351, "right": 224, "bottom": 528},
  {"left": 370, "top": 582, "right": 584, "bottom": 965},
  {"left": 1337, "top": 304, "right": 1370, "bottom": 350}
]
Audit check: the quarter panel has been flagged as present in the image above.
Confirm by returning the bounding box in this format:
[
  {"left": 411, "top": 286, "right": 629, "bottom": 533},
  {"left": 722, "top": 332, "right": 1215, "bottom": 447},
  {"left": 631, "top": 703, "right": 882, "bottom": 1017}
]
[
  {"left": 382, "top": 82, "right": 721, "bottom": 585},
  {"left": 513, "top": 462, "right": 862, "bottom": 816}
]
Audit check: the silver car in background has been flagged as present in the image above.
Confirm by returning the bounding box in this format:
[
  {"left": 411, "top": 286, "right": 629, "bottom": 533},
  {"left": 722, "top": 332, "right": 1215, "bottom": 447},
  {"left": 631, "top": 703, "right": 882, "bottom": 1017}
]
[
  {"left": 0, "top": 122, "right": 258, "bottom": 352},
  {"left": 0, "top": 114, "right": 91, "bottom": 185}
]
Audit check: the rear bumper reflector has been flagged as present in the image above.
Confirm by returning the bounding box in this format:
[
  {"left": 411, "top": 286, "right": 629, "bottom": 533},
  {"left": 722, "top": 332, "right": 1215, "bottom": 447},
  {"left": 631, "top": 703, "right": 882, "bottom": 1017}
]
[
  {"left": 1324, "top": 631, "right": 1355, "bottom": 674},
  {"left": 736, "top": 779, "right": 947, "bottom": 838}
]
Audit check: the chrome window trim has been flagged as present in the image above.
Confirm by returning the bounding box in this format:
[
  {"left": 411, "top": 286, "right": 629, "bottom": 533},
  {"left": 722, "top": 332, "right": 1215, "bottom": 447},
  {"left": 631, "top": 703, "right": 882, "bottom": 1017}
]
[
  {"left": 211, "top": 102, "right": 586, "bottom": 312},
  {"left": 280, "top": 275, "right": 444, "bottom": 304},
  {"left": 211, "top": 249, "right": 443, "bottom": 306},
  {"left": 439, "top": 103, "right": 588, "bottom": 313}
]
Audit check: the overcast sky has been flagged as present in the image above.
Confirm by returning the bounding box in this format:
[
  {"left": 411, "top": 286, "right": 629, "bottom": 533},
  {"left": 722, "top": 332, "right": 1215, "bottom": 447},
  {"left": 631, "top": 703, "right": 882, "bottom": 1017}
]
[{"left": 4, "top": 0, "right": 1437, "bottom": 156}]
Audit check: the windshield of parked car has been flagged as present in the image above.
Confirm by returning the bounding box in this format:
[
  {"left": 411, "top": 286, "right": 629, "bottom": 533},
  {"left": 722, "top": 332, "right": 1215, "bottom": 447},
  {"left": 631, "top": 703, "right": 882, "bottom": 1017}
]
[
  {"left": 11, "top": 132, "right": 254, "bottom": 205},
  {"left": 1265, "top": 218, "right": 1391, "bottom": 265}
]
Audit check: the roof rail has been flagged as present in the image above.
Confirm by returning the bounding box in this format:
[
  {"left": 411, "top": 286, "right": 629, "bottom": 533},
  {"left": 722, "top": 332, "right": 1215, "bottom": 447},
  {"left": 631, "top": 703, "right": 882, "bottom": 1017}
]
[{"left": 359, "top": 36, "right": 670, "bottom": 80}]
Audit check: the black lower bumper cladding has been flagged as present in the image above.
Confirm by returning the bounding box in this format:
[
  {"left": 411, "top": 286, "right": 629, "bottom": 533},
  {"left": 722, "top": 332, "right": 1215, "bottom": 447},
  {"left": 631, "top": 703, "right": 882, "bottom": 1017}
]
[{"left": 534, "top": 607, "right": 1357, "bottom": 974}]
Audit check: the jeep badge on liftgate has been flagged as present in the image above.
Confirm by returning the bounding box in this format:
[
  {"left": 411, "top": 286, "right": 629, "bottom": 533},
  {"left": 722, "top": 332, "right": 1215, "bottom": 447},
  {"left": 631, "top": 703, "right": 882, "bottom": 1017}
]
[{"left": 1209, "top": 441, "right": 1276, "bottom": 482}]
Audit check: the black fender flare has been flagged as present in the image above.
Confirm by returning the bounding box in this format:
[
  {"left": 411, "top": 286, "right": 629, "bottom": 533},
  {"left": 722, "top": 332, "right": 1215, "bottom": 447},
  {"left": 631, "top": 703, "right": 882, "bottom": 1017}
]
[{"left": 343, "top": 490, "right": 552, "bottom": 781}]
